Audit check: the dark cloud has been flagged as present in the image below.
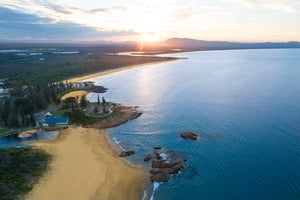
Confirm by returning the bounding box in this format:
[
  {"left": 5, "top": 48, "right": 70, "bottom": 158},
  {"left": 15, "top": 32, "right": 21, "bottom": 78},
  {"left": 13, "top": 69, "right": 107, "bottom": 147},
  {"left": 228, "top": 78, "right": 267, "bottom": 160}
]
[{"left": 0, "top": 7, "right": 137, "bottom": 41}]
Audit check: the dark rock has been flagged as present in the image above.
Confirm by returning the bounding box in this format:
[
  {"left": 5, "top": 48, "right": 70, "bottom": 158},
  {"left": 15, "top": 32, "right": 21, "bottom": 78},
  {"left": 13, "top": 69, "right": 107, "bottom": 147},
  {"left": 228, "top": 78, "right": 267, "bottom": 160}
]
[
  {"left": 154, "top": 146, "right": 161, "bottom": 149},
  {"left": 180, "top": 132, "right": 198, "bottom": 140},
  {"left": 155, "top": 153, "right": 162, "bottom": 160},
  {"left": 144, "top": 154, "right": 152, "bottom": 161},
  {"left": 119, "top": 150, "right": 135, "bottom": 157},
  {"left": 149, "top": 168, "right": 161, "bottom": 175},
  {"left": 173, "top": 161, "right": 184, "bottom": 171},
  {"left": 87, "top": 85, "right": 108, "bottom": 93},
  {"left": 161, "top": 168, "right": 178, "bottom": 174},
  {"left": 150, "top": 172, "right": 170, "bottom": 182},
  {"left": 160, "top": 160, "right": 177, "bottom": 168},
  {"left": 152, "top": 160, "right": 163, "bottom": 168}
]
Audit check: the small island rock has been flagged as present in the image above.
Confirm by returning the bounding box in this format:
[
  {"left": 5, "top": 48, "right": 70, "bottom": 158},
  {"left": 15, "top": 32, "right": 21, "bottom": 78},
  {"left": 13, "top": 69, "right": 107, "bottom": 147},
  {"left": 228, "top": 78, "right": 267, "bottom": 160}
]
[
  {"left": 180, "top": 132, "right": 198, "bottom": 140},
  {"left": 144, "top": 154, "right": 152, "bottom": 161},
  {"left": 119, "top": 150, "right": 135, "bottom": 157}
]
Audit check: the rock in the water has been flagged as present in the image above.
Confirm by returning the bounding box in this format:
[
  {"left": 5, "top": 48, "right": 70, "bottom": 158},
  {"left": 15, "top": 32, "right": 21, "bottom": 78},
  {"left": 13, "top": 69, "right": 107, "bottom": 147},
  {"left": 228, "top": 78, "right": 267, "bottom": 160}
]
[
  {"left": 144, "top": 154, "right": 152, "bottom": 161},
  {"left": 173, "top": 161, "right": 184, "bottom": 171},
  {"left": 119, "top": 150, "right": 135, "bottom": 157},
  {"left": 149, "top": 168, "right": 161, "bottom": 175},
  {"left": 150, "top": 172, "right": 170, "bottom": 182},
  {"left": 154, "top": 146, "right": 161, "bottom": 149},
  {"left": 180, "top": 132, "right": 198, "bottom": 140},
  {"left": 152, "top": 160, "right": 163, "bottom": 168},
  {"left": 155, "top": 153, "right": 162, "bottom": 160}
]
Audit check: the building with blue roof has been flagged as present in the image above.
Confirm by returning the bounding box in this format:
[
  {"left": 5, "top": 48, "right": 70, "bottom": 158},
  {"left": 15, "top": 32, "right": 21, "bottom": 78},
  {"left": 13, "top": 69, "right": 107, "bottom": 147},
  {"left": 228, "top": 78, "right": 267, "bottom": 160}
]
[{"left": 43, "top": 116, "right": 69, "bottom": 127}]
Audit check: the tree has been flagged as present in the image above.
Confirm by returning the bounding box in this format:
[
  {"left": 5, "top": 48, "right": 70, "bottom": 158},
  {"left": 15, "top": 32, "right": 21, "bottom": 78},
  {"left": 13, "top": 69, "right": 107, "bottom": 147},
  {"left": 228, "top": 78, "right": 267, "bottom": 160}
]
[
  {"left": 25, "top": 115, "right": 30, "bottom": 127},
  {"left": 97, "top": 94, "right": 100, "bottom": 106},
  {"left": 8, "top": 106, "right": 19, "bottom": 127},
  {"left": 63, "top": 97, "right": 76, "bottom": 109},
  {"left": 0, "top": 101, "right": 4, "bottom": 120},
  {"left": 102, "top": 97, "right": 106, "bottom": 105},
  {"left": 80, "top": 95, "right": 87, "bottom": 108},
  {"left": 29, "top": 114, "right": 36, "bottom": 127},
  {"left": 21, "top": 109, "right": 25, "bottom": 126},
  {"left": 93, "top": 106, "right": 99, "bottom": 114}
]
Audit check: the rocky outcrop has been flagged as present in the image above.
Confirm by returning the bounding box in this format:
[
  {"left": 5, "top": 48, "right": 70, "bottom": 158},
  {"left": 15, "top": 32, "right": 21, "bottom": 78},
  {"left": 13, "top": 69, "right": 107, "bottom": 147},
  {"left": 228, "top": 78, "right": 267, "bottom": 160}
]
[
  {"left": 119, "top": 150, "right": 135, "bottom": 157},
  {"left": 90, "top": 105, "right": 142, "bottom": 129},
  {"left": 150, "top": 172, "right": 170, "bottom": 182},
  {"left": 144, "top": 154, "right": 152, "bottom": 161},
  {"left": 87, "top": 86, "right": 108, "bottom": 93},
  {"left": 180, "top": 132, "right": 198, "bottom": 140},
  {"left": 150, "top": 160, "right": 184, "bottom": 182},
  {"left": 18, "top": 130, "right": 37, "bottom": 138}
]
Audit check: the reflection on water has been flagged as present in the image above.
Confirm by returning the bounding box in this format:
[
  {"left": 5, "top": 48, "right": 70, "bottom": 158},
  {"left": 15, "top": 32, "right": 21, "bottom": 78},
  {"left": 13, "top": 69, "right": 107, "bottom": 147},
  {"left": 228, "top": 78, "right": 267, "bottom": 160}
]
[
  {"left": 0, "top": 131, "right": 59, "bottom": 149},
  {"left": 88, "top": 49, "right": 300, "bottom": 200}
]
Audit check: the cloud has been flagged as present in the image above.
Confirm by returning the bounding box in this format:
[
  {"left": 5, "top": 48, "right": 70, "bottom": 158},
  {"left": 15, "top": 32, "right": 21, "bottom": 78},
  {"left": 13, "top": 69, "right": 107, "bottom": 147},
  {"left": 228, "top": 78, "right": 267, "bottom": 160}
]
[
  {"left": 0, "top": 7, "right": 137, "bottom": 41},
  {"left": 224, "top": 0, "right": 300, "bottom": 12},
  {"left": 33, "top": 0, "right": 71, "bottom": 14},
  {"left": 87, "top": 6, "right": 126, "bottom": 13}
]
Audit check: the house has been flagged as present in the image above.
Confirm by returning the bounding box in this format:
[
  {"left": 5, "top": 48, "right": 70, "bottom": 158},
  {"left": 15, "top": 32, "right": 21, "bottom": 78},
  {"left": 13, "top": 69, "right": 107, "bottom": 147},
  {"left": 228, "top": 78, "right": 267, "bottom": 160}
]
[
  {"left": 0, "top": 88, "right": 12, "bottom": 98},
  {"left": 45, "top": 112, "right": 53, "bottom": 117},
  {"left": 43, "top": 117, "right": 69, "bottom": 127}
]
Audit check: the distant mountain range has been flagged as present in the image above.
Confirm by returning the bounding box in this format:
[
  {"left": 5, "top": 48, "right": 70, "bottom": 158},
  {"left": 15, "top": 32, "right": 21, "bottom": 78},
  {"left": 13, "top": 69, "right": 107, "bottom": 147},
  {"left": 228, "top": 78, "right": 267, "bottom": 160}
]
[
  {"left": 158, "top": 38, "right": 300, "bottom": 50},
  {"left": 0, "top": 38, "right": 299, "bottom": 51}
]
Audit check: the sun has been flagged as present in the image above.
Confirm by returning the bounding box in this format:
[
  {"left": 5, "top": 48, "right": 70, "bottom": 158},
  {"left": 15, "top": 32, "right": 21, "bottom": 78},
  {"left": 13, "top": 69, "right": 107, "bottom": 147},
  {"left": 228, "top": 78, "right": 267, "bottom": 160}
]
[{"left": 141, "top": 34, "right": 157, "bottom": 42}]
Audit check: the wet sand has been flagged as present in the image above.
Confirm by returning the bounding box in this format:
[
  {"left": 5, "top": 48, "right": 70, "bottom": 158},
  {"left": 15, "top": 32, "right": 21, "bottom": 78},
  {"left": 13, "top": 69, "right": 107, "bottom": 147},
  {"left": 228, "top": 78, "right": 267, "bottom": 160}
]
[
  {"left": 26, "top": 127, "right": 147, "bottom": 200},
  {"left": 68, "top": 59, "right": 179, "bottom": 83}
]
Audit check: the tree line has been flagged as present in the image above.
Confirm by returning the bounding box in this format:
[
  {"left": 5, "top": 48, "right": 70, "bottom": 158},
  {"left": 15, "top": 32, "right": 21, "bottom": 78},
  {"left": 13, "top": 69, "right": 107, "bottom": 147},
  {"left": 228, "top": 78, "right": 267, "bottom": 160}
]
[{"left": 0, "top": 81, "right": 74, "bottom": 128}]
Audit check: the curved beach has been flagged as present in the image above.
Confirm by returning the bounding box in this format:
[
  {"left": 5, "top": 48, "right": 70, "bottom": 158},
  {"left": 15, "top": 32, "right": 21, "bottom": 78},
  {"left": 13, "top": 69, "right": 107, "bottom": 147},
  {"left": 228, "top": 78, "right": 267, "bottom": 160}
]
[
  {"left": 26, "top": 127, "right": 147, "bottom": 200},
  {"left": 68, "top": 59, "right": 178, "bottom": 83}
]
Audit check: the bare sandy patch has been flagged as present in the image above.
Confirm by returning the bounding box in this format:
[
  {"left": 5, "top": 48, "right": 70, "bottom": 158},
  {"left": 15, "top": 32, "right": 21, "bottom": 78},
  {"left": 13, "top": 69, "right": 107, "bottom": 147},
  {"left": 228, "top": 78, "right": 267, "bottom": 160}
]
[{"left": 61, "top": 90, "right": 87, "bottom": 101}]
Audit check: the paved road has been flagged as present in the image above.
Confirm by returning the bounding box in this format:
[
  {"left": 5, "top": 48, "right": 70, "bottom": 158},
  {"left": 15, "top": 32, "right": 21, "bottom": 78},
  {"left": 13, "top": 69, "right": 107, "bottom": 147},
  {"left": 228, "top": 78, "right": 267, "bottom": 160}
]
[{"left": 34, "top": 106, "right": 58, "bottom": 124}]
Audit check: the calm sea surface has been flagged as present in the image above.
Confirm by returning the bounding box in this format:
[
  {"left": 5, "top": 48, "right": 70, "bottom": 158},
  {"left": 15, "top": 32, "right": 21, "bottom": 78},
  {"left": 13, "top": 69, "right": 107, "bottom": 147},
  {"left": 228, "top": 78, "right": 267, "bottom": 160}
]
[
  {"left": 88, "top": 49, "right": 300, "bottom": 200},
  {"left": 2, "top": 49, "right": 300, "bottom": 200}
]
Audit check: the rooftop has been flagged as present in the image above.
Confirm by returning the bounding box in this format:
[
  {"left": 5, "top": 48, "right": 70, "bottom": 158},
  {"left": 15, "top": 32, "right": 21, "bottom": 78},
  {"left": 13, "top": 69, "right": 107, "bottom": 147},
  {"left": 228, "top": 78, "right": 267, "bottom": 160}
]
[{"left": 43, "top": 116, "right": 69, "bottom": 123}]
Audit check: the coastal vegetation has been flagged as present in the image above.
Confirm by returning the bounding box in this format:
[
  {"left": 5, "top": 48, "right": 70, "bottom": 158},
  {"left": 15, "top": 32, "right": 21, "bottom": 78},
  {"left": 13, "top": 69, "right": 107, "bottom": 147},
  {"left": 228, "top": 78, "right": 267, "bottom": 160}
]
[
  {"left": 0, "top": 147, "right": 51, "bottom": 200},
  {"left": 0, "top": 81, "right": 75, "bottom": 130},
  {"left": 0, "top": 50, "right": 175, "bottom": 86}
]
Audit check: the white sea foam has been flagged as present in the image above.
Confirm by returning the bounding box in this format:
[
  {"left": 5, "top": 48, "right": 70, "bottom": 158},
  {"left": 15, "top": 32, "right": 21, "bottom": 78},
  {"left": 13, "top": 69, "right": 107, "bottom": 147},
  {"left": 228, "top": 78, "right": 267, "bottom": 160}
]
[
  {"left": 112, "top": 137, "right": 125, "bottom": 150},
  {"left": 141, "top": 190, "right": 147, "bottom": 200},
  {"left": 112, "top": 137, "right": 121, "bottom": 144},
  {"left": 159, "top": 153, "right": 168, "bottom": 160},
  {"left": 150, "top": 182, "right": 162, "bottom": 200}
]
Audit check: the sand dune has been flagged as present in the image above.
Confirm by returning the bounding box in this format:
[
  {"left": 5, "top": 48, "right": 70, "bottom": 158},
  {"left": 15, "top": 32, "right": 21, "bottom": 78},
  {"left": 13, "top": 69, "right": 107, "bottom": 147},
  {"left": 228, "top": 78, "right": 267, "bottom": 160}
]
[{"left": 26, "top": 127, "right": 147, "bottom": 200}]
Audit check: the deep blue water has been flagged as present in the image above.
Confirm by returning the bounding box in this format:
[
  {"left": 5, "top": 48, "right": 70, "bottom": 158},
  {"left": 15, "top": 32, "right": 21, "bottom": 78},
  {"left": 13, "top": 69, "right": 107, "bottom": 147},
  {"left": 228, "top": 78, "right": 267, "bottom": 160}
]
[
  {"left": 1, "top": 49, "right": 299, "bottom": 200},
  {"left": 87, "top": 49, "right": 300, "bottom": 200}
]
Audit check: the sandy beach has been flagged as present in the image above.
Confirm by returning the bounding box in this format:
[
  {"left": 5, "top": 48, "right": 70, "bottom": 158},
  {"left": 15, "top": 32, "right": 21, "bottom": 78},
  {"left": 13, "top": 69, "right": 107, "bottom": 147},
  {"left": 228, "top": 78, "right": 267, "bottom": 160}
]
[
  {"left": 61, "top": 90, "right": 87, "bottom": 100},
  {"left": 26, "top": 127, "right": 147, "bottom": 200},
  {"left": 68, "top": 59, "right": 179, "bottom": 83}
]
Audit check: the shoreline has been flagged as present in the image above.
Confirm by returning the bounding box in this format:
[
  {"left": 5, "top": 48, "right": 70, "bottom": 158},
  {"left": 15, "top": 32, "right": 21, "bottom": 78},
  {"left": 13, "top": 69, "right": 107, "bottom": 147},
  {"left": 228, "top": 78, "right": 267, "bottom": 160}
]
[
  {"left": 26, "top": 127, "right": 148, "bottom": 200},
  {"left": 68, "top": 58, "right": 179, "bottom": 83}
]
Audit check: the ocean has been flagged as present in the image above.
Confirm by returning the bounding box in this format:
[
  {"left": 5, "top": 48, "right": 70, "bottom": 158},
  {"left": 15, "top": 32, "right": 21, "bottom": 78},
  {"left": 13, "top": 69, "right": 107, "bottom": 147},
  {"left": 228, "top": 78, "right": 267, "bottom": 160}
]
[
  {"left": 1, "top": 48, "right": 299, "bottom": 200},
  {"left": 87, "top": 49, "right": 300, "bottom": 200}
]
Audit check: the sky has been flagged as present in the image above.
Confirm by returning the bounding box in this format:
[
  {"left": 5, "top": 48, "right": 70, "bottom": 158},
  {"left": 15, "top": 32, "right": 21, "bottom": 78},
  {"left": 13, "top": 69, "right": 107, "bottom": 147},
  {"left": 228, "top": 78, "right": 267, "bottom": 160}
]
[{"left": 1, "top": 0, "right": 300, "bottom": 42}]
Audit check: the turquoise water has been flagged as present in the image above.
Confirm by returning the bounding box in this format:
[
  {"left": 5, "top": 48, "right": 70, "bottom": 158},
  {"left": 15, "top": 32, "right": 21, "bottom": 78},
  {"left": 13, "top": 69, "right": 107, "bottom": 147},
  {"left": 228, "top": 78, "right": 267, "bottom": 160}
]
[
  {"left": 1, "top": 49, "right": 299, "bottom": 199},
  {"left": 87, "top": 49, "right": 300, "bottom": 200}
]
